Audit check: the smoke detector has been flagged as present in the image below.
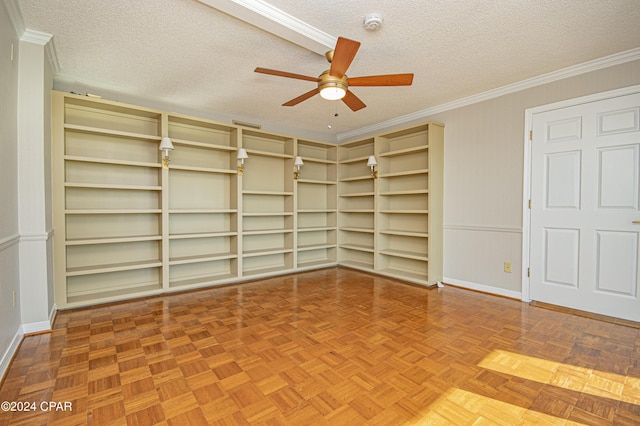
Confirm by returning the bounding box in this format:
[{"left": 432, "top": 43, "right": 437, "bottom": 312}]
[{"left": 363, "top": 13, "right": 383, "bottom": 31}]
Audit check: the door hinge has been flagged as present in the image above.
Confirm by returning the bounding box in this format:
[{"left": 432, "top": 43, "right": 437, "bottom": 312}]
[
  {"left": 529, "top": 130, "right": 533, "bottom": 141},
  {"left": 527, "top": 267, "right": 530, "bottom": 277}
]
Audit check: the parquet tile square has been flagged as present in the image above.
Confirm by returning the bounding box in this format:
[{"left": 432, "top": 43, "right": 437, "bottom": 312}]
[
  {"left": 2, "top": 267, "right": 640, "bottom": 425},
  {"left": 160, "top": 392, "right": 200, "bottom": 420},
  {"left": 238, "top": 398, "right": 282, "bottom": 424},
  {"left": 218, "top": 371, "right": 252, "bottom": 391},
  {"left": 293, "top": 376, "right": 327, "bottom": 400},
  {"left": 323, "top": 404, "right": 367, "bottom": 424},
  {"left": 123, "top": 388, "right": 158, "bottom": 415},
  {"left": 199, "top": 397, "right": 237, "bottom": 423},
  {"left": 166, "top": 406, "right": 208, "bottom": 426},
  {"left": 268, "top": 386, "right": 305, "bottom": 413},
  {"left": 125, "top": 404, "right": 165, "bottom": 425}
]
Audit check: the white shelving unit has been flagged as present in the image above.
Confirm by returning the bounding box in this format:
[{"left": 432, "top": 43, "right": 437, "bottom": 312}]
[
  {"left": 53, "top": 92, "right": 164, "bottom": 307},
  {"left": 295, "top": 139, "right": 338, "bottom": 269},
  {"left": 166, "top": 115, "right": 239, "bottom": 289},
  {"left": 52, "top": 91, "right": 444, "bottom": 308},
  {"left": 240, "top": 129, "right": 295, "bottom": 277},
  {"left": 337, "top": 138, "right": 376, "bottom": 272},
  {"left": 375, "top": 122, "right": 444, "bottom": 286}
]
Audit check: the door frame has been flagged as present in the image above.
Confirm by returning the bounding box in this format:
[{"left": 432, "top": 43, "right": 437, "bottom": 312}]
[{"left": 521, "top": 84, "right": 640, "bottom": 303}]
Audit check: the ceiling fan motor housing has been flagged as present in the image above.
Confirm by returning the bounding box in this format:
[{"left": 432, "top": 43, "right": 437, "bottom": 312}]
[{"left": 318, "top": 70, "right": 348, "bottom": 93}]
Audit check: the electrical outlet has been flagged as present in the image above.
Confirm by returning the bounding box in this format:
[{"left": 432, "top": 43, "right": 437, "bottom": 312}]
[{"left": 504, "top": 262, "right": 512, "bottom": 273}]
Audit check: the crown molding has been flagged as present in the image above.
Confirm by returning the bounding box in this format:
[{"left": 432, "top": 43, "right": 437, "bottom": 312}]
[
  {"left": 337, "top": 47, "right": 640, "bottom": 142},
  {"left": 5, "top": 0, "right": 61, "bottom": 74},
  {"left": 197, "top": 0, "right": 336, "bottom": 55},
  {"left": 20, "top": 28, "right": 51, "bottom": 45},
  {"left": 44, "top": 35, "right": 60, "bottom": 73},
  {"left": 20, "top": 29, "right": 60, "bottom": 73}
]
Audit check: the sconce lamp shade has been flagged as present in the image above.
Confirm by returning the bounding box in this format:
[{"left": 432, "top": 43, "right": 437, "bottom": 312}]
[
  {"left": 159, "top": 137, "right": 174, "bottom": 169},
  {"left": 237, "top": 148, "right": 248, "bottom": 175},
  {"left": 293, "top": 156, "right": 304, "bottom": 179},
  {"left": 367, "top": 155, "right": 378, "bottom": 178},
  {"left": 159, "top": 137, "right": 174, "bottom": 151},
  {"left": 237, "top": 148, "right": 249, "bottom": 160}
]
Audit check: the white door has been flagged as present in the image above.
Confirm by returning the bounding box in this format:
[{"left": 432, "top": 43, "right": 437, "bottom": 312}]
[{"left": 530, "top": 91, "right": 640, "bottom": 322}]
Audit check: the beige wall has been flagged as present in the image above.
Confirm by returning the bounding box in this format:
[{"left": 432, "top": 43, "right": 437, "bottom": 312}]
[
  {"left": 0, "top": 0, "right": 22, "bottom": 376},
  {"left": 1, "top": 4, "right": 56, "bottom": 376},
  {"left": 429, "top": 59, "right": 640, "bottom": 297}
]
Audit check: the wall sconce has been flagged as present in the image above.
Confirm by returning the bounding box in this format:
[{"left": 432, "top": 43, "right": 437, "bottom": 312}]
[
  {"left": 367, "top": 155, "right": 378, "bottom": 178},
  {"left": 237, "top": 148, "right": 249, "bottom": 175},
  {"left": 294, "top": 156, "right": 304, "bottom": 179},
  {"left": 159, "top": 137, "right": 174, "bottom": 169}
]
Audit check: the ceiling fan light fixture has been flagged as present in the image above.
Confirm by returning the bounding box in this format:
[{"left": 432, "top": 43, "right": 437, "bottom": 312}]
[
  {"left": 319, "top": 84, "right": 346, "bottom": 100},
  {"left": 318, "top": 70, "right": 348, "bottom": 100}
]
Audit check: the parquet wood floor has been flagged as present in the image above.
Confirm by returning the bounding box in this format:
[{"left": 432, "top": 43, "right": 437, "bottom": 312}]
[{"left": 1, "top": 267, "right": 639, "bottom": 425}]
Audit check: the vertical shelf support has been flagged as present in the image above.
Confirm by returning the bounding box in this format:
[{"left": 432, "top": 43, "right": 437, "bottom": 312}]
[{"left": 160, "top": 114, "right": 171, "bottom": 291}]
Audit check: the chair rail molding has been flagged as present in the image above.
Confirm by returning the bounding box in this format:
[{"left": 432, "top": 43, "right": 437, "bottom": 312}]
[{"left": 444, "top": 224, "right": 522, "bottom": 234}]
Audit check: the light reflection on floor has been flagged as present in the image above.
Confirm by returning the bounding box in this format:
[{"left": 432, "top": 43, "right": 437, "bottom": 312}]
[
  {"left": 414, "top": 349, "right": 640, "bottom": 424},
  {"left": 480, "top": 349, "right": 640, "bottom": 404},
  {"left": 414, "top": 388, "right": 584, "bottom": 425}
]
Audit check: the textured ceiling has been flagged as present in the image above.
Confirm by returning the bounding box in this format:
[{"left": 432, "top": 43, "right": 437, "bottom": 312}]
[{"left": 16, "top": 0, "right": 640, "bottom": 142}]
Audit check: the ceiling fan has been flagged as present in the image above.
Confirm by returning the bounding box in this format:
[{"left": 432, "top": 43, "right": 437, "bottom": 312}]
[{"left": 254, "top": 36, "right": 414, "bottom": 112}]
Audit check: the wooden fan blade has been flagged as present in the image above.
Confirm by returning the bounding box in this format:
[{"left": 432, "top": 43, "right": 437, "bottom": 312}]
[
  {"left": 283, "top": 88, "right": 320, "bottom": 106},
  {"left": 255, "top": 67, "right": 318, "bottom": 82},
  {"left": 342, "top": 90, "right": 366, "bottom": 112},
  {"left": 348, "top": 73, "right": 414, "bottom": 86},
  {"left": 329, "top": 37, "right": 360, "bottom": 78}
]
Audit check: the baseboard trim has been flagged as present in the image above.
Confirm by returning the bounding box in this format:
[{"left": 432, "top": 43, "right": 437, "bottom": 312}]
[
  {"left": 22, "top": 304, "right": 56, "bottom": 335},
  {"left": 22, "top": 320, "right": 52, "bottom": 335},
  {"left": 0, "top": 327, "right": 24, "bottom": 384},
  {"left": 443, "top": 277, "right": 522, "bottom": 300},
  {"left": 49, "top": 304, "right": 57, "bottom": 327}
]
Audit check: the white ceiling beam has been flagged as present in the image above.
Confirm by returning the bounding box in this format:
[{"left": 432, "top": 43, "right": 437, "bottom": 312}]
[{"left": 197, "top": 0, "right": 336, "bottom": 55}]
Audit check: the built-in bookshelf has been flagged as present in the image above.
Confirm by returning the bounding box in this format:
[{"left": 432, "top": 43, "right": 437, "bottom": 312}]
[
  {"left": 295, "top": 139, "right": 338, "bottom": 269},
  {"left": 240, "top": 130, "right": 295, "bottom": 276},
  {"left": 337, "top": 138, "right": 376, "bottom": 272},
  {"left": 52, "top": 92, "right": 164, "bottom": 307},
  {"left": 166, "top": 115, "right": 239, "bottom": 289},
  {"left": 52, "top": 91, "right": 444, "bottom": 308},
  {"left": 376, "top": 122, "right": 444, "bottom": 286}
]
